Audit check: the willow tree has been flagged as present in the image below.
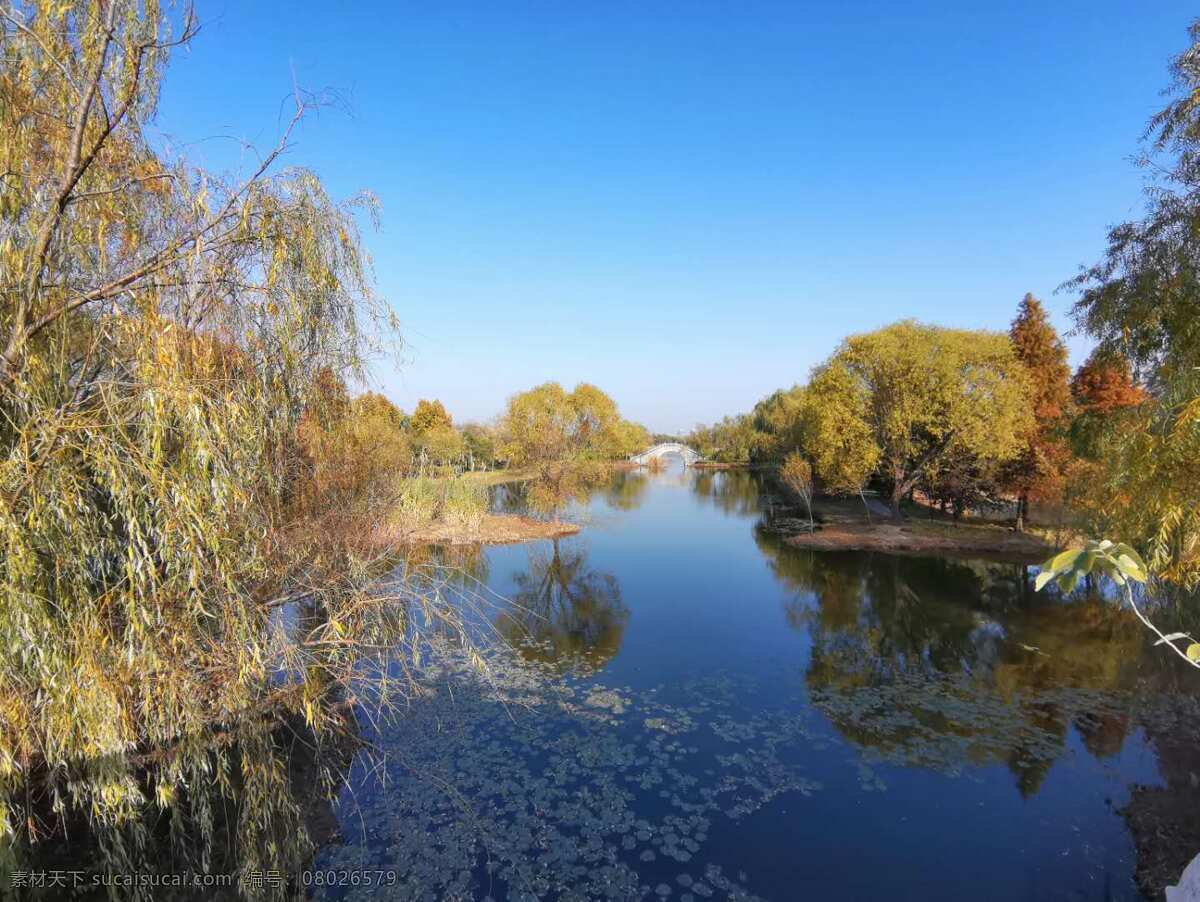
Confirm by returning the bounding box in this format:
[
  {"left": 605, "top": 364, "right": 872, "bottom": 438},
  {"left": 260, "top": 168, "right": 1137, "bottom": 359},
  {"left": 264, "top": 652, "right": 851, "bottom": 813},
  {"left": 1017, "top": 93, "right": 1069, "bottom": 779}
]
[
  {"left": 685, "top": 414, "right": 759, "bottom": 464},
  {"left": 806, "top": 321, "right": 1032, "bottom": 519},
  {"left": 0, "top": 0, "right": 463, "bottom": 849},
  {"left": 1062, "top": 18, "right": 1200, "bottom": 587},
  {"left": 750, "top": 385, "right": 808, "bottom": 461},
  {"left": 610, "top": 418, "right": 653, "bottom": 459},
  {"left": 780, "top": 452, "right": 814, "bottom": 530},
  {"left": 1066, "top": 18, "right": 1200, "bottom": 381},
  {"left": 798, "top": 363, "right": 879, "bottom": 499}
]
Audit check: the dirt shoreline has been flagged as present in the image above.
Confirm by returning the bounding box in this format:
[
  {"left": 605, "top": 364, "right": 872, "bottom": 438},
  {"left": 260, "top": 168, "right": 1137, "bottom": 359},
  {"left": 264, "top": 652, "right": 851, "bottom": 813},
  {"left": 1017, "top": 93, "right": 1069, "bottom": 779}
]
[
  {"left": 765, "top": 493, "right": 1059, "bottom": 563},
  {"left": 778, "top": 520, "right": 1055, "bottom": 562}
]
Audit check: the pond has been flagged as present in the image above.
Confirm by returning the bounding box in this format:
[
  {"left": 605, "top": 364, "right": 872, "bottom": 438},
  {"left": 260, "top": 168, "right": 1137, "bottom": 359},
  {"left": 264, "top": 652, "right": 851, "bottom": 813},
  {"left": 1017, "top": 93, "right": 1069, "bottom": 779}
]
[
  {"left": 11, "top": 463, "right": 1199, "bottom": 900},
  {"left": 309, "top": 463, "right": 1197, "bottom": 901}
]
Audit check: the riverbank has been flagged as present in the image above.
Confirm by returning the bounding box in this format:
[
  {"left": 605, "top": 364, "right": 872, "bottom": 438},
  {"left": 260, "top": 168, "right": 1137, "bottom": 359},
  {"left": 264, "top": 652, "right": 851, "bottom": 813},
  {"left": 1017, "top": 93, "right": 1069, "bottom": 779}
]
[
  {"left": 456, "top": 467, "right": 534, "bottom": 486},
  {"left": 380, "top": 512, "right": 581, "bottom": 547},
  {"left": 769, "top": 496, "right": 1057, "bottom": 562},
  {"left": 369, "top": 471, "right": 581, "bottom": 547}
]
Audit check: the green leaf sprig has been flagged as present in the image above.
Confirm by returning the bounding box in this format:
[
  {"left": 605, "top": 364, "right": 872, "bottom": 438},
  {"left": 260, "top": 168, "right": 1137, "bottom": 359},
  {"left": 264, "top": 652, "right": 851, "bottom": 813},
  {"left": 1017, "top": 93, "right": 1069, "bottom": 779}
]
[{"left": 1036, "top": 539, "right": 1200, "bottom": 666}]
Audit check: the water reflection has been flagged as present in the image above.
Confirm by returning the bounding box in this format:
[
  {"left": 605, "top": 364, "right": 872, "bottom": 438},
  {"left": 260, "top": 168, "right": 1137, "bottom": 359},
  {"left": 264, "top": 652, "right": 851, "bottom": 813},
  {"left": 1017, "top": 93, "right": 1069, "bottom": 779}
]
[
  {"left": 603, "top": 469, "right": 650, "bottom": 511},
  {"left": 400, "top": 541, "right": 491, "bottom": 586},
  {"left": 495, "top": 538, "right": 628, "bottom": 672},
  {"left": 489, "top": 464, "right": 634, "bottom": 519},
  {"left": 488, "top": 479, "right": 527, "bottom": 515},
  {"left": 2, "top": 713, "right": 359, "bottom": 901},
  {"left": 754, "top": 525, "right": 1161, "bottom": 796},
  {"left": 15, "top": 465, "right": 1200, "bottom": 901},
  {"left": 690, "top": 468, "right": 763, "bottom": 517}
]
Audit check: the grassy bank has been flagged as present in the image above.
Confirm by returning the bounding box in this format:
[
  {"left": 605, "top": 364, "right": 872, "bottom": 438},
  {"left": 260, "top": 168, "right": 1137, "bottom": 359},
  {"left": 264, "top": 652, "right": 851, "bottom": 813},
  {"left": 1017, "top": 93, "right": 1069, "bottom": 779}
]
[
  {"left": 385, "top": 513, "right": 581, "bottom": 546},
  {"left": 372, "top": 473, "right": 579, "bottom": 547}
]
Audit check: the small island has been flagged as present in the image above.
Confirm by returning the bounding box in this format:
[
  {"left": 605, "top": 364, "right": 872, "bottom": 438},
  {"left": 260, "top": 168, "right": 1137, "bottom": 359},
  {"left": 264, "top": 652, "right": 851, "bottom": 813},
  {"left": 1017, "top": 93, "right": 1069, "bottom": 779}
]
[{"left": 767, "top": 496, "right": 1054, "bottom": 563}]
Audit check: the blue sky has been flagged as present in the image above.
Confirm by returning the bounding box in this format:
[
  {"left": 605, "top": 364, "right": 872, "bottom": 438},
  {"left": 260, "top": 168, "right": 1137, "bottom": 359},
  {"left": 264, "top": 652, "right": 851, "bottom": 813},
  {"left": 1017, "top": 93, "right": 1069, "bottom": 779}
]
[{"left": 157, "top": 2, "right": 1193, "bottom": 433}]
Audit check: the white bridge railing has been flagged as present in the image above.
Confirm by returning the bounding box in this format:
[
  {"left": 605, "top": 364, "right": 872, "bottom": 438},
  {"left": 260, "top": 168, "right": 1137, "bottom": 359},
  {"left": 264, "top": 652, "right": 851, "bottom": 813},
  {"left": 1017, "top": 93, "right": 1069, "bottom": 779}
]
[{"left": 629, "top": 443, "right": 703, "bottom": 466}]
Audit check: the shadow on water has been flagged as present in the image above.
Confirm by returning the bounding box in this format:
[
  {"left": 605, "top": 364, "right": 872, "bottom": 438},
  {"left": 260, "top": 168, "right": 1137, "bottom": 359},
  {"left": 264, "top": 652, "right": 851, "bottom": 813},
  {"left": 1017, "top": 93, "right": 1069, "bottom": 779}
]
[{"left": 2, "top": 711, "right": 361, "bottom": 901}]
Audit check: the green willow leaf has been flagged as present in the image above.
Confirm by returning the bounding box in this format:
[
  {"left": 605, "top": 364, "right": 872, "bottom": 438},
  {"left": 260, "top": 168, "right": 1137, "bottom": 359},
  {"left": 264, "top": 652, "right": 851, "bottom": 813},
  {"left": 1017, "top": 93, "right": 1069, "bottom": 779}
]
[{"left": 1045, "top": 548, "right": 1082, "bottom": 574}]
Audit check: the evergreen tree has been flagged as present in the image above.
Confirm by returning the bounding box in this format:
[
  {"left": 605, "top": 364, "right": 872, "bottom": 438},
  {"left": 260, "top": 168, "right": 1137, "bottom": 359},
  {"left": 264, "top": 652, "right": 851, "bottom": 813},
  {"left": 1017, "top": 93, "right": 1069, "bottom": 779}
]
[{"left": 1004, "top": 294, "right": 1073, "bottom": 529}]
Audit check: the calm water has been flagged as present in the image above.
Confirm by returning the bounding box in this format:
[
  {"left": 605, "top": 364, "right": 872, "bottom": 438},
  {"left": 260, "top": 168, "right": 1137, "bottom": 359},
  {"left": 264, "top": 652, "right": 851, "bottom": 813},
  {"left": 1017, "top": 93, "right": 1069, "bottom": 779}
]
[
  {"left": 15, "top": 463, "right": 1196, "bottom": 900},
  {"left": 309, "top": 463, "right": 1197, "bottom": 901}
]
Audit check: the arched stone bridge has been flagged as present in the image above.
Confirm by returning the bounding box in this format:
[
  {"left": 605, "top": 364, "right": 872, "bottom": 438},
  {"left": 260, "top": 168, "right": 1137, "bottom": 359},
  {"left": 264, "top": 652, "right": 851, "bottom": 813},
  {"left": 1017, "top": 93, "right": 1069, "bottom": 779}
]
[{"left": 630, "top": 442, "right": 703, "bottom": 466}]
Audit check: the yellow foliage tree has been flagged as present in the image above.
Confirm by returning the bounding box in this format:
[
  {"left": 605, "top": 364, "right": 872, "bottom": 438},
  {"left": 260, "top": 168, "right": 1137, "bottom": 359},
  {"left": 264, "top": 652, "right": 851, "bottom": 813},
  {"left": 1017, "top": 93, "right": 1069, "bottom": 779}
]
[
  {"left": 498, "top": 382, "right": 646, "bottom": 514},
  {"left": 800, "top": 363, "right": 881, "bottom": 496},
  {"left": 805, "top": 321, "right": 1033, "bottom": 518},
  {"left": 410, "top": 398, "right": 453, "bottom": 433},
  {"left": 297, "top": 386, "right": 411, "bottom": 510},
  {"left": 780, "top": 452, "right": 815, "bottom": 530}
]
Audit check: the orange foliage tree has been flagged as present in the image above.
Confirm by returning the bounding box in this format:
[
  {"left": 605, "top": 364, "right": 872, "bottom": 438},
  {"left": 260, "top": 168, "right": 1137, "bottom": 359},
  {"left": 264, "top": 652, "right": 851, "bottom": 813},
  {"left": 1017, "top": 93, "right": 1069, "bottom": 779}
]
[{"left": 1003, "top": 294, "right": 1074, "bottom": 529}]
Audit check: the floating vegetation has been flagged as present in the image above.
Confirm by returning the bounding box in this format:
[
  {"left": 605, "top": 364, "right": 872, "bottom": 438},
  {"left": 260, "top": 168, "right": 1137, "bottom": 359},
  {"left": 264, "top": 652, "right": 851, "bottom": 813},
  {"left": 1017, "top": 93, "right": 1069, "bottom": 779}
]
[
  {"left": 299, "top": 617, "right": 1200, "bottom": 901},
  {"left": 313, "top": 646, "right": 827, "bottom": 900}
]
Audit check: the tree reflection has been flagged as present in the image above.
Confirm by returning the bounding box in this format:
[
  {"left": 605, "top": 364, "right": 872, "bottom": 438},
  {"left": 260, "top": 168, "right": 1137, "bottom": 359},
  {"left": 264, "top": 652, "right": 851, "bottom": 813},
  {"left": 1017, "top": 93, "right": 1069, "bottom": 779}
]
[
  {"left": 492, "top": 463, "right": 612, "bottom": 520},
  {"left": 492, "top": 466, "right": 650, "bottom": 520},
  {"left": 689, "top": 469, "right": 763, "bottom": 517},
  {"left": 604, "top": 469, "right": 650, "bottom": 511},
  {"left": 526, "top": 462, "right": 611, "bottom": 518},
  {"left": 399, "top": 542, "right": 491, "bottom": 587},
  {"left": 5, "top": 712, "right": 360, "bottom": 901},
  {"left": 496, "top": 539, "right": 628, "bottom": 673},
  {"left": 755, "top": 528, "right": 1155, "bottom": 796}
]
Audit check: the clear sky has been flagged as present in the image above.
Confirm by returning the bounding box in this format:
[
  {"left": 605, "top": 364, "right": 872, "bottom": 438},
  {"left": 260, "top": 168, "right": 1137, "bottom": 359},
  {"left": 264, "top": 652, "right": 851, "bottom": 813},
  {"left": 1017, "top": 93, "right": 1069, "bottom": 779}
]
[{"left": 156, "top": 1, "right": 1194, "bottom": 433}]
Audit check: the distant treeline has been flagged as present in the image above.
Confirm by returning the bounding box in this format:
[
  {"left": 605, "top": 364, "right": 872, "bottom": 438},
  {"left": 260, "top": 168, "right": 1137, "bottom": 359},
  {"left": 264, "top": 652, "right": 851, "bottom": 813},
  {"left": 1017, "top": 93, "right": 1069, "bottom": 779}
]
[
  {"left": 314, "top": 379, "right": 652, "bottom": 481},
  {"left": 685, "top": 304, "right": 1144, "bottom": 526}
]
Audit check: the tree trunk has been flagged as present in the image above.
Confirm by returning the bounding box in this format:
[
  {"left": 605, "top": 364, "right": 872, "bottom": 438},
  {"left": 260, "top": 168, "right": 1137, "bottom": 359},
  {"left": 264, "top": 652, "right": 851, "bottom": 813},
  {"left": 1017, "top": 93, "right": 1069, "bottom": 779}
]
[
  {"left": 1015, "top": 495, "right": 1027, "bottom": 532},
  {"left": 890, "top": 464, "right": 907, "bottom": 520}
]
